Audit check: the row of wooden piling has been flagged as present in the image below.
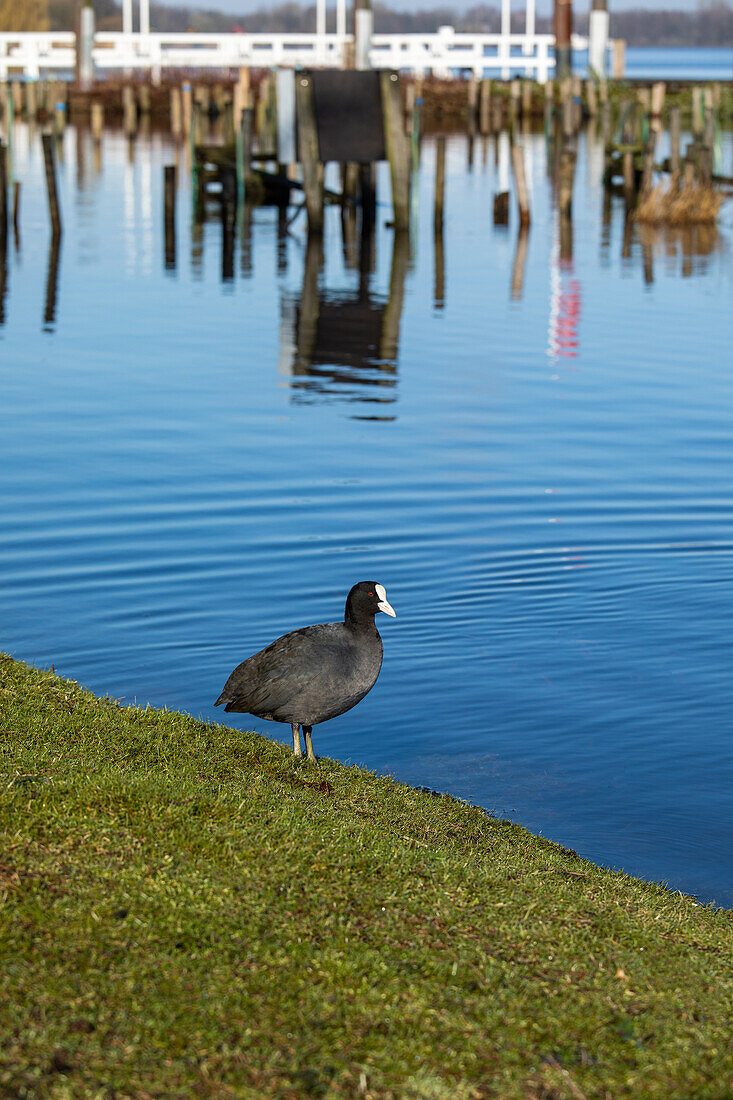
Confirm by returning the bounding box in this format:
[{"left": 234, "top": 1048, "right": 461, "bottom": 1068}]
[{"left": 602, "top": 81, "right": 725, "bottom": 216}]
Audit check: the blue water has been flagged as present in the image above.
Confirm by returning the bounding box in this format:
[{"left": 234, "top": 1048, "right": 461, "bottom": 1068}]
[
  {"left": 572, "top": 46, "right": 733, "bottom": 82},
  {"left": 1, "top": 122, "right": 733, "bottom": 906},
  {"left": 624, "top": 47, "right": 733, "bottom": 82}
]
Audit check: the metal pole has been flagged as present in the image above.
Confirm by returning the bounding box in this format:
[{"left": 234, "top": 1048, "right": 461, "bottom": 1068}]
[
  {"left": 588, "top": 0, "right": 609, "bottom": 79},
  {"left": 78, "top": 0, "right": 95, "bottom": 90},
  {"left": 554, "top": 0, "right": 573, "bottom": 81},
  {"left": 354, "top": 0, "right": 373, "bottom": 71},
  {"left": 122, "top": 0, "right": 133, "bottom": 35}
]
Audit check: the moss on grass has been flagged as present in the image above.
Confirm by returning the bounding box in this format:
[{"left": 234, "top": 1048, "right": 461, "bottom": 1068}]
[{"left": 1, "top": 653, "right": 732, "bottom": 1099}]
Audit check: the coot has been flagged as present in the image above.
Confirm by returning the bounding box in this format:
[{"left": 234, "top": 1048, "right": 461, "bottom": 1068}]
[{"left": 215, "top": 581, "right": 396, "bottom": 761}]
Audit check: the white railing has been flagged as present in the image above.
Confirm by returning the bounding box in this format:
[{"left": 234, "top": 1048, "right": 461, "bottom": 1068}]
[{"left": 0, "top": 30, "right": 601, "bottom": 83}]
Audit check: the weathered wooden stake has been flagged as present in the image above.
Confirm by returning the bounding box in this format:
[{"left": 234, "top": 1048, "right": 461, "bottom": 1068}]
[
  {"left": 381, "top": 70, "right": 411, "bottom": 232},
  {"left": 641, "top": 129, "right": 657, "bottom": 195},
  {"left": 294, "top": 74, "right": 323, "bottom": 233},
  {"left": 650, "top": 81, "right": 665, "bottom": 122},
  {"left": 26, "top": 80, "right": 37, "bottom": 121},
  {"left": 182, "top": 83, "right": 193, "bottom": 138},
  {"left": 493, "top": 191, "right": 509, "bottom": 225},
  {"left": 586, "top": 79, "right": 597, "bottom": 118},
  {"left": 41, "top": 133, "right": 62, "bottom": 238},
  {"left": 479, "top": 79, "right": 491, "bottom": 135},
  {"left": 434, "top": 136, "right": 446, "bottom": 234},
  {"left": 236, "top": 105, "right": 252, "bottom": 209},
  {"left": 511, "top": 143, "right": 531, "bottom": 227},
  {"left": 170, "top": 87, "right": 182, "bottom": 137},
  {"left": 691, "top": 86, "right": 703, "bottom": 138},
  {"left": 122, "top": 85, "right": 137, "bottom": 137},
  {"left": 521, "top": 80, "right": 532, "bottom": 118},
  {"left": 669, "top": 105, "right": 680, "bottom": 180},
  {"left": 467, "top": 75, "right": 478, "bottom": 134}
]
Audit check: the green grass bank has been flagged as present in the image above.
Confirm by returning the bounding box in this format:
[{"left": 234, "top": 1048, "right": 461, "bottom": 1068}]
[{"left": 1, "top": 653, "right": 732, "bottom": 1100}]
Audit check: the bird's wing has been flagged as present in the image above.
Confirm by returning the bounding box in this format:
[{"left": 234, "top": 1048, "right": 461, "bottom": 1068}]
[{"left": 217, "top": 625, "right": 346, "bottom": 714}]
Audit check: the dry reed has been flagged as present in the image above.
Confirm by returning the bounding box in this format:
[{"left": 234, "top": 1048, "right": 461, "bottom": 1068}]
[{"left": 636, "top": 181, "right": 723, "bottom": 225}]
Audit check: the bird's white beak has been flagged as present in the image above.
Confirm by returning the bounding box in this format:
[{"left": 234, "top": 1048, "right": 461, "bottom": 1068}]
[{"left": 375, "top": 584, "right": 396, "bottom": 618}]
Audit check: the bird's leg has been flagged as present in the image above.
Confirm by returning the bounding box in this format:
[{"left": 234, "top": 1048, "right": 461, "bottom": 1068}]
[
  {"left": 303, "top": 725, "right": 316, "bottom": 763},
  {"left": 291, "top": 723, "right": 302, "bottom": 758}
]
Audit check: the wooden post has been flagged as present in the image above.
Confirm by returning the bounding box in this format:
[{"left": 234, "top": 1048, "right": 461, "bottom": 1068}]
[
  {"left": 521, "top": 80, "right": 532, "bottom": 118},
  {"left": 26, "top": 80, "right": 37, "bottom": 121},
  {"left": 641, "top": 128, "right": 656, "bottom": 195},
  {"left": 691, "top": 86, "right": 703, "bottom": 138},
  {"left": 561, "top": 80, "right": 574, "bottom": 139},
  {"left": 511, "top": 143, "right": 531, "bottom": 227},
  {"left": 554, "top": 0, "right": 573, "bottom": 82},
  {"left": 650, "top": 81, "right": 665, "bottom": 122},
  {"left": 510, "top": 78, "right": 521, "bottom": 126},
  {"left": 467, "top": 75, "right": 478, "bottom": 134},
  {"left": 434, "top": 135, "right": 446, "bottom": 234},
  {"left": 236, "top": 105, "right": 252, "bottom": 208},
  {"left": 612, "top": 39, "right": 625, "bottom": 79},
  {"left": 669, "top": 105, "right": 680, "bottom": 180},
  {"left": 41, "top": 133, "right": 62, "bottom": 237},
  {"left": 586, "top": 79, "right": 597, "bottom": 118},
  {"left": 381, "top": 70, "right": 411, "bottom": 232},
  {"left": 544, "top": 79, "right": 554, "bottom": 134},
  {"left": 479, "top": 79, "right": 491, "bottom": 135},
  {"left": 294, "top": 74, "right": 323, "bottom": 234},
  {"left": 122, "top": 85, "right": 137, "bottom": 137},
  {"left": 233, "top": 67, "right": 250, "bottom": 134},
  {"left": 182, "top": 83, "right": 192, "bottom": 138},
  {"left": 170, "top": 87, "right": 182, "bottom": 137},
  {"left": 164, "top": 164, "right": 176, "bottom": 269},
  {"left": 493, "top": 191, "right": 509, "bottom": 224}
]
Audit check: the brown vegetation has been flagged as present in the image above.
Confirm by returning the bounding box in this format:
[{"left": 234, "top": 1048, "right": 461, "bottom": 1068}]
[{"left": 636, "top": 181, "right": 724, "bottom": 225}]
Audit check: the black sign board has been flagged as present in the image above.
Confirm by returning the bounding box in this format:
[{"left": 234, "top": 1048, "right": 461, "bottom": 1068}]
[{"left": 310, "top": 70, "right": 386, "bottom": 164}]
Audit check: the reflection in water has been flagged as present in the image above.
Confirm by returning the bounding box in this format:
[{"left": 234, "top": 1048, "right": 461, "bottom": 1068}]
[
  {"left": 510, "top": 226, "right": 529, "bottom": 301},
  {"left": 278, "top": 225, "right": 408, "bottom": 411},
  {"left": 548, "top": 226, "right": 581, "bottom": 366},
  {"left": 43, "top": 234, "right": 61, "bottom": 333},
  {"left": 0, "top": 122, "right": 724, "bottom": 346},
  {"left": 0, "top": 242, "right": 6, "bottom": 326}
]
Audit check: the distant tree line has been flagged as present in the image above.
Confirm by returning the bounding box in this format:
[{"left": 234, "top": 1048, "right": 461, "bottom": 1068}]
[{"left": 4, "top": 0, "right": 733, "bottom": 49}]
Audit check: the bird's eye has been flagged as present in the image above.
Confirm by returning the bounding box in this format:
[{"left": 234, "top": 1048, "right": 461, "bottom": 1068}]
[{"left": 368, "top": 591, "right": 373, "bottom": 596}]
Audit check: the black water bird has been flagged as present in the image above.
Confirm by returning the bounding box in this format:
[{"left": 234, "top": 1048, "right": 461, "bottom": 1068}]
[{"left": 215, "top": 582, "right": 396, "bottom": 761}]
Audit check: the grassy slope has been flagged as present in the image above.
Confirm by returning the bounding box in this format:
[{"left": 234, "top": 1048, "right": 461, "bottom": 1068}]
[{"left": 1, "top": 653, "right": 732, "bottom": 1100}]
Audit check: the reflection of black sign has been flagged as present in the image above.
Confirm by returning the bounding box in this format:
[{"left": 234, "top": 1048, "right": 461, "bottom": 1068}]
[
  {"left": 311, "top": 71, "right": 385, "bottom": 164},
  {"left": 292, "top": 293, "right": 396, "bottom": 403},
  {"left": 279, "top": 229, "right": 408, "bottom": 409}
]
